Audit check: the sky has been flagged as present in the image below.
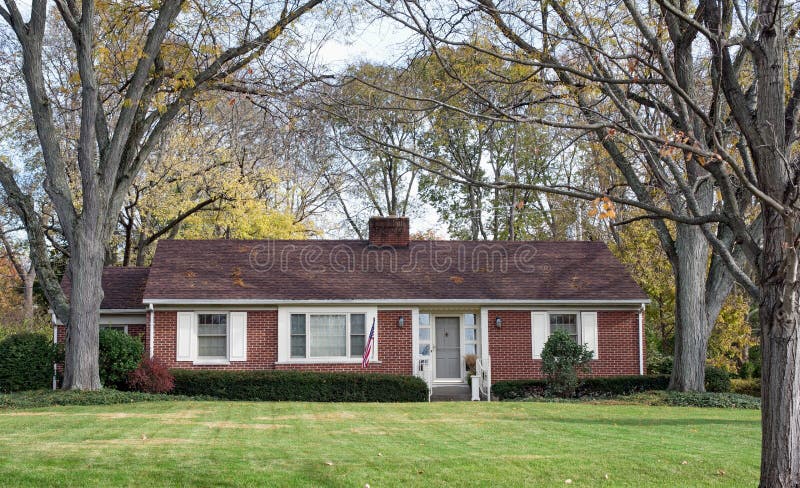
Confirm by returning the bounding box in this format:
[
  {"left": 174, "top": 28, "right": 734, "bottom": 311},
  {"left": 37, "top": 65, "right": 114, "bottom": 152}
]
[
  {"left": 307, "top": 17, "right": 446, "bottom": 238},
  {"left": 2, "top": 2, "right": 446, "bottom": 239}
]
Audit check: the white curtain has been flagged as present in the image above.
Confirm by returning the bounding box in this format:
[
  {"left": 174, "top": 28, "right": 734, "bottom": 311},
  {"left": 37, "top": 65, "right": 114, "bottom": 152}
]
[{"left": 310, "top": 314, "right": 346, "bottom": 357}]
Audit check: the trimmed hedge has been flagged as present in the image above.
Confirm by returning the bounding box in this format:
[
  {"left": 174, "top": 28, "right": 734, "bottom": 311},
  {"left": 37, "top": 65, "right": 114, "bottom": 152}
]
[
  {"left": 0, "top": 389, "right": 203, "bottom": 409},
  {"left": 171, "top": 370, "right": 429, "bottom": 402},
  {"left": 492, "top": 375, "right": 670, "bottom": 400},
  {"left": 0, "top": 333, "right": 56, "bottom": 393}
]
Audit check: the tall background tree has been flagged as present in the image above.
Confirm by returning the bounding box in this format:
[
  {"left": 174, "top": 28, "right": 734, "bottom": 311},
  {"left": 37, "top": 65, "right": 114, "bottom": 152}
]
[
  {"left": 0, "top": 0, "right": 327, "bottom": 389},
  {"left": 360, "top": 0, "right": 799, "bottom": 483}
]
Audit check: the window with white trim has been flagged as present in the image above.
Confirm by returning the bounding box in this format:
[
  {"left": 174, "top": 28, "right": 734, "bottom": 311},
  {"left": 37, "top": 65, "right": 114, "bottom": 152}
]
[
  {"left": 463, "top": 313, "right": 479, "bottom": 355},
  {"left": 418, "top": 313, "right": 431, "bottom": 356},
  {"left": 289, "top": 312, "right": 367, "bottom": 359},
  {"left": 532, "top": 311, "right": 599, "bottom": 360},
  {"left": 290, "top": 314, "right": 306, "bottom": 358},
  {"left": 197, "top": 313, "right": 227, "bottom": 359},
  {"left": 549, "top": 313, "right": 579, "bottom": 342}
]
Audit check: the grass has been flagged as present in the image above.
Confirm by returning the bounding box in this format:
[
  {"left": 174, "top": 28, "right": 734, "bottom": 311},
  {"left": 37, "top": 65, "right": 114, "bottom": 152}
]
[{"left": 0, "top": 400, "right": 759, "bottom": 487}]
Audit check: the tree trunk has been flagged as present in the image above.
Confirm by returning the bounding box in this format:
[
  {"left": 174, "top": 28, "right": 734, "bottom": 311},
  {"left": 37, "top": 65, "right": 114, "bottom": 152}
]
[
  {"left": 62, "top": 227, "right": 105, "bottom": 390},
  {"left": 758, "top": 210, "right": 800, "bottom": 487},
  {"left": 22, "top": 266, "right": 35, "bottom": 321},
  {"left": 669, "top": 224, "right": 712, "bottom": 391}
]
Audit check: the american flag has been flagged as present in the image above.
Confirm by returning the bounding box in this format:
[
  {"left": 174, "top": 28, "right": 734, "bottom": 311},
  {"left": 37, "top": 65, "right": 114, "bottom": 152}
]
[{"left": 362, "top": 318, "right": 376, "bottom": 368}]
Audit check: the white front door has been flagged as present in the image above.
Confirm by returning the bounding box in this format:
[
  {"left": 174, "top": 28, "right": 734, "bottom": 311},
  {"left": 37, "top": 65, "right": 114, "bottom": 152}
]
[{"left": 435, "top": 317, "right": 461, "bottom": 380}]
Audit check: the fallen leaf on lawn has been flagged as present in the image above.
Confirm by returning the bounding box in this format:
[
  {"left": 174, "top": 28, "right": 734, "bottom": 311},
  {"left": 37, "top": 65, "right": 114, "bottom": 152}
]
[{"left": 417, "top": 470, "right": 424, "bottom": 475}]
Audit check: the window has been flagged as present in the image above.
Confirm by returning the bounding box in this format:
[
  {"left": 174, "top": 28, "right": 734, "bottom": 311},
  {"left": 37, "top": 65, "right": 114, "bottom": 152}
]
[
  {"left": 290, "top": 314, "right": 306, "bottom": 358},
  {"left": 350, "top": 314, "right": 366, "bottom": 358},
  {"left": 533, "top": 311, "right": 598, "bottom": 360},
  {"left": 418, "top": 313, "right": 431, "bottom": 356},
  {"left": 289, "top": 312, "right": 369, "bottom": 359},
  {"left": 464, "top": 314, "right": 479, "bottom": 355},
  {"left": 549, "top": 313, "right": 578, "bottom": 342},
  {"left": 197, "top": 313, "right": 227, "bottom": 359}
]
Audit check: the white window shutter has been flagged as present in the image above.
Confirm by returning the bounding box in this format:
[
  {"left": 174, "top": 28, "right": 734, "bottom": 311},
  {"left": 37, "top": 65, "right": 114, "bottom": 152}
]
[
  {"left": 176, "top": 312, "right": 194, "bottom": 361},
  {"left": 581, "top": 311, "right": 599, "bottom": 359},
  {"left": 531, "top": 312, "right": 548, "bottom": 359},
  {"left": 229, "top": 312, "right": 247, "bottom": 361}
]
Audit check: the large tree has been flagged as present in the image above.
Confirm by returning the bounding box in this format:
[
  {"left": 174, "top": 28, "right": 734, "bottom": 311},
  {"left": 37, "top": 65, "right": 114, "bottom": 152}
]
[
  {"left": 0, "top": 0, "right": 325, "bottom": 389},
  {"left": 367, "top": 0, "right": 799, "bottom": 483}
]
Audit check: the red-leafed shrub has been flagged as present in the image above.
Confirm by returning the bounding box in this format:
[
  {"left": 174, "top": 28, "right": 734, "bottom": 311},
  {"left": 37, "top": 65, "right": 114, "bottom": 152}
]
[{"left": 127, "top": 357, "right": 174, "bottom": 393}]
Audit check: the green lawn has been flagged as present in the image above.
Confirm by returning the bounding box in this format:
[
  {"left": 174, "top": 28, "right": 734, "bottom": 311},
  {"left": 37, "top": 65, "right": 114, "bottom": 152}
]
[{"left": 0, "top": 400, "right": 759, "bottom": 487}]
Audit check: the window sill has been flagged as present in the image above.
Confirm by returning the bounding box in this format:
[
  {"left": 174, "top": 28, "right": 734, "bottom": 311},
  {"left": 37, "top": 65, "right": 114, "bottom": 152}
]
[
  {"left": 276, "top": 359, "right": 382, "bottom": 365},
  {"left": 193, "top": 359, "right": 230, "bottom": 366}
]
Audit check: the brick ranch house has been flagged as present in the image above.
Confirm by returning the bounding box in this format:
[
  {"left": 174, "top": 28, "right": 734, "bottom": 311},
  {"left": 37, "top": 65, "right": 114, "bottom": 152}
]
[{"left": 56, "top": 216, "right": 649, "bottom": 397}]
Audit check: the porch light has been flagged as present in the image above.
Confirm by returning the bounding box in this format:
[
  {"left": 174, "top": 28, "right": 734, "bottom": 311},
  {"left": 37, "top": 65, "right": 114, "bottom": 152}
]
[
  {"left": 398, "top": 317, "right": 405, "bottom": 328},
  {"left": 495, "top": 316, "right": 502, "bottom": 328}
]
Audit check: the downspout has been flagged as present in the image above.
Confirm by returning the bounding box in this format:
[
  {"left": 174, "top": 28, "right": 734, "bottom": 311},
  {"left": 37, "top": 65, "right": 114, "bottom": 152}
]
[
  {"left": 50, "top": 310, "right": 58, "bottom": 390},
  {"left": 638, "top": 304, "right": 645, "bottom": 375},
  {"left": 149, "top": 303, "right": 155, "bottom": 359}
]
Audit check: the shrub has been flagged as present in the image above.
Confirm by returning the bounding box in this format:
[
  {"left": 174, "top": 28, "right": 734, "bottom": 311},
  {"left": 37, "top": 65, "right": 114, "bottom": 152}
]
[
  {"left": 0, "top": 389, "right": 202, "bottom": 409},
  {"left": 540, "top": 330, "right": 593, "bottom": 397},
  {"left": 663, "top": 391, "right": 760, "bottom": 409},
  {"left": 578, "top": 375, "right": 670, "bottom": 396},
  {"left": 739, "top": 346, "right": 761, "bottom": 378},
  {"left": 738, "top": 361, "right": 757, "bottom": 379},
  {"left": 704, "top": 366, "right": 731, "bottom": 393},
  {"left": 0, "top": 333, "right": 56, "bottom": 393},
  {"left": 647, "top": 353, "right": 673, "bottom": 375},
  {"left": 99, "top": 329, "right": 143, "bottom": 389},
  {"left": 171, "top": 370, "right": 428, "bottom": 402},
  {"left": 127, "top": 357, "right": 174, "bottom": 393},
  {"left": 492, "top": 375, "right": 670, "bottom": 400},
  {"left": 731, "top": 378, "right": 761, "bottom": 397}
]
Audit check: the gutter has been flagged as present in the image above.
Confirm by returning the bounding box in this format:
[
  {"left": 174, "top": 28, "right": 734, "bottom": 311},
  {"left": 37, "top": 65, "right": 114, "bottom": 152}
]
[
  {"left": 143, "top": 298, "right": 651, "bottom": 306},
  {"left": 50, "top": 310, "right": 58, "bottom": 390},
  {"left": 149, "top": 303, "right": 155, "bottom": 359},
  {"left": 638, "top": 303, "right": 645, "bottom": 375}
]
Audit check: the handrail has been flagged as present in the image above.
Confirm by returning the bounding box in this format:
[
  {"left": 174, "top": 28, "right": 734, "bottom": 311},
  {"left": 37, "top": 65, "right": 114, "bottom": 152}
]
[
  {"left": 416, "top": 358, "right": 433, "bottom": 401},
  {"left": 476, "top": 357, "right": 491, "bottom": 401}
]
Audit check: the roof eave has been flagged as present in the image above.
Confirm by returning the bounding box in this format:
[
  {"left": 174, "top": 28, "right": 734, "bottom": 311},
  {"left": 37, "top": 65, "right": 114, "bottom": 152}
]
[{"left": 143, "top": 298, "right": 650, "bottom": 306}]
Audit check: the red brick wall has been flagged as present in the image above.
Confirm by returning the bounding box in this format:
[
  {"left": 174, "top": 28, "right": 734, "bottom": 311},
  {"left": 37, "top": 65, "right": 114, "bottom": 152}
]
[
  {"left": 152, "top": 309, "right": 412, "bottom": 374},
  {"left": 488, "top": 310, "right": 642, "bottom": 382},
  {"left": 153, "top": 310, "right": 278, "bottom": 370},
  {"left": 275, "top": 310, "right": 412, "bottom": 375}
]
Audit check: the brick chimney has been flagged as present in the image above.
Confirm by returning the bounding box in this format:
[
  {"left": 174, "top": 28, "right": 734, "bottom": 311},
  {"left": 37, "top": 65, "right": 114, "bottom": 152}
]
[{"left": 368, "top": 216, "right": 410, "bottom": 247}]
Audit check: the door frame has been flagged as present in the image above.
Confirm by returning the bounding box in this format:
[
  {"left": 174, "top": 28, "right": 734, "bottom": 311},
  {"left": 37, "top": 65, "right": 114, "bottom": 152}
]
[{"left": 432, "top": 314, "right": 464, "bottom": 383}]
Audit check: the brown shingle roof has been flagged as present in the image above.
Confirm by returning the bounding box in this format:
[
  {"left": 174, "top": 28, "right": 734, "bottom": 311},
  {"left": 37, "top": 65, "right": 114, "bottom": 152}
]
[
  {"left": 142, "top": 239, "right": 647, "bottom": 302},
  {"left": 62, "top": 267, "right": 149, "bottom": 310}
]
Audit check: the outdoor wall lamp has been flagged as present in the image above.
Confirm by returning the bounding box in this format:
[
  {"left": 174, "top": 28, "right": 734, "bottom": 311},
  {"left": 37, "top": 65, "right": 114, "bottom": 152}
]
[
  {"left": 398, "top": 317, "right": 405, "bottom": 328},
  {"left": 495, "top": 316, "right": 502, "bottom": 328}
]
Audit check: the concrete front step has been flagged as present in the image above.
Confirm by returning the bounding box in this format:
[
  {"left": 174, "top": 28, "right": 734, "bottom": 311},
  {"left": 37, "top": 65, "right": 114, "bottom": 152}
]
[{"left": 430, "top": 384, "right": 472, "bottom": 401}]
